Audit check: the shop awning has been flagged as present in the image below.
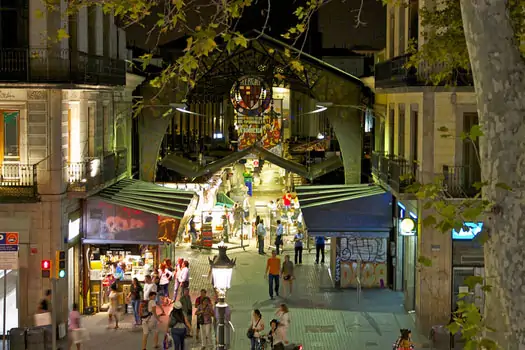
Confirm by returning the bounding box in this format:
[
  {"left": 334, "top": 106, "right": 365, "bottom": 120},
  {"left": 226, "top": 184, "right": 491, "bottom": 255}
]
[
  {"left": 296, "top": 184, "right": 392, "bottom": 235},
  {"left": 94, "top": 178, "right": 197, "bottom": 219}
]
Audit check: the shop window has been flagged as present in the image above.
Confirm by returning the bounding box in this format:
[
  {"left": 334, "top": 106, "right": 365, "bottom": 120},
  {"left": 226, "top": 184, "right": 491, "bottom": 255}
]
[
  {"left": 0, "top": 110, "right": 20, "bottom": 162},
  {"left": 0, "top": 269, "right": 19, "bottom": 335}
]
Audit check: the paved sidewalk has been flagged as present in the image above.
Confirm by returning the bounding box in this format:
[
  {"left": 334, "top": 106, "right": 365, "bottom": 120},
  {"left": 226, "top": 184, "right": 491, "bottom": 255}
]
[{"left": 80, "top": 244, "right": 433, "bottom": 350}]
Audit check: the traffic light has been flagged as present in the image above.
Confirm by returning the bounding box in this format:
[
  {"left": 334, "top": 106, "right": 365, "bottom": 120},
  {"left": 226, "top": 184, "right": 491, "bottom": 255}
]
[
  {"left": 41, "top": 260, "right": 51, "bottom": 278},
  {"left": 55, "top": 250, "right": 66, "bottom": 279}
]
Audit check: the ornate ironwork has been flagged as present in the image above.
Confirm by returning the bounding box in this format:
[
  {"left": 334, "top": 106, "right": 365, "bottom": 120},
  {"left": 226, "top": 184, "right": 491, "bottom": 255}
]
[
  {"left": 186, "top": 38, "right": 324, "bottom": 104},
  {"left": 0, "top": 163, "right": 38, "bottom": 200},
  {"left": 0, "top": 48, "right": 126, "bottom": 86}
]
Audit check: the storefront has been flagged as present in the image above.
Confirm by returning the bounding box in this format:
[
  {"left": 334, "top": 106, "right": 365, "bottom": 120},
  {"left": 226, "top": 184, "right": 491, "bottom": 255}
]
[
  {"left": 81, "top": 179, "right": 197, "bottom": 313},
  {"left": 67, "top": 210, "right": 82, "bottom": 312},
  {"left": 296, "top": 184, "right": 393, "bottom": 289},
  {"left": 393, "top": 200, "right": 418, "bottom": 312}
]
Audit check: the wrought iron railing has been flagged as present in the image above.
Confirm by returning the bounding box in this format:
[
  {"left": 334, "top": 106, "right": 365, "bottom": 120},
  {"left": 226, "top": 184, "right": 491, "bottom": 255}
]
[
  {"left": 67, "top": 149, "right": 128, "bottom": 192},
  {"left": 0, "top": 163, "right": 38, "bottom": 199},
  {"left": 372, "top": 152, "right": 418, "bottom": 193},
  {"left": 442, "top": 165, "right": 480, "bottom": 198},
  {"left": 0, "top": 48, "right": 126, "bottom": 85},
  {"left": 374, "top": 54, "right": 473, "bottom": 88}
]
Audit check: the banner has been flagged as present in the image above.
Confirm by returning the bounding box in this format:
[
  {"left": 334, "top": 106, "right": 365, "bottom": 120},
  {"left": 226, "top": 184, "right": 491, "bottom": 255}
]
[
  {"left": 85, "top": 199, "right": 159, "bottom": 242},
  {"left": 237, "top": 99, "right": 282, "bottom": 151}
]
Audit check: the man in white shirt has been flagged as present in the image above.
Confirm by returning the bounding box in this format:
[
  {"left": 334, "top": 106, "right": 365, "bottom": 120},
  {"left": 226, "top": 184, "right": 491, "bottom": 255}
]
[
  {"left": 257, "top": 220, "right": 266, "bottom": 255},
  {"left": 275, "top": 220, "right": 284, "bottom": 255},
  {"left": 176, "top": 261, "right": 190, "bottom": 299},
  {"left": 143, "top": 275, "right": 157, "bottom": 300}
]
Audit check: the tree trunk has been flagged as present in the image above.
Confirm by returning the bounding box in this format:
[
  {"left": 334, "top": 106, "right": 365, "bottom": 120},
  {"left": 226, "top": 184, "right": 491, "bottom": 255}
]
[{"left": 459, "top": 0, "right": 525, "bottom": 347}]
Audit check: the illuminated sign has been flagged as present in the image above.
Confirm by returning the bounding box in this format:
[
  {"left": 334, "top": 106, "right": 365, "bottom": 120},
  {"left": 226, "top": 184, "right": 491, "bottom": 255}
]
[{"left": 452, "top": 222, "right": 483, "bottom": 240}]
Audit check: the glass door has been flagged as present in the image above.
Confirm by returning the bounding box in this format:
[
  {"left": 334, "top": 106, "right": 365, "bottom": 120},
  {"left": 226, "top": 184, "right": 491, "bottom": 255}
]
[{"left": 0, "top": 269, "right": 19, "bottom": 335}]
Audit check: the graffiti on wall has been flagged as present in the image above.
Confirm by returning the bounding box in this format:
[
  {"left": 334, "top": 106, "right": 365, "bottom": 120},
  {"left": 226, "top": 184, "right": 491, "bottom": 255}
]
[{"left": 338, "top": 236, "right": 388, "bottom": 288}]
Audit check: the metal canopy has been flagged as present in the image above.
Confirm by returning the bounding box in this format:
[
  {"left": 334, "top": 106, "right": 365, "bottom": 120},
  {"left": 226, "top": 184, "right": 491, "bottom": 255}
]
[
  {"left": 160, "top": 146, "right": 343, "bottom": 180},
  {"left": 296, "top": 184, "right": 392, "bottom": 234},
  {"left": 94, "top": 178, "right": 197, "bottom": 219},
  {"left": 185, "top": 30, "right": 364, "bottom": 103}
]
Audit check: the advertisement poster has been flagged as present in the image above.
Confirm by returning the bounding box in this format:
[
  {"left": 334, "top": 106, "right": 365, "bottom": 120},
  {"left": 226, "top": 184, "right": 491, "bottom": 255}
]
[
  {"left": 237, "top": 99, "right": 282, "bottom": 151},
  {"left": 85, "top": 198, "right": 159, "bottom": 242}
]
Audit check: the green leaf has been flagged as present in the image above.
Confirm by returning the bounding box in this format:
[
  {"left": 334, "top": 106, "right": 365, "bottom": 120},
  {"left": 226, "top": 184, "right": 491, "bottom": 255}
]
[
  {"left": 437, "top": 126, "right": 449, "bottom": 132},
  {"left": 233, "top": 34, "right": 248, "bottom": 48},
  {"left": 418, "top": 255, "right": 432, "bottom": 267},
  {"left": 481, "top": 284, "right": 492, "bottom": 292},
  {"left": 56, "top": 28, "right": 69, "bottom": 41},
  {"left": 422, "top": 215, "right": 437, "bottom": 227},
  {"left": 447, "top": 322, "right": 461, "bottom": 335},
  {"left": 469, "top": 125, "right": 484, "bottom": 140},
  {"left": 464, "top": 275, "right": 483, "bottom": 289},
  {"left": 495, "top": 182, "right": 513, "bottom": 191}
]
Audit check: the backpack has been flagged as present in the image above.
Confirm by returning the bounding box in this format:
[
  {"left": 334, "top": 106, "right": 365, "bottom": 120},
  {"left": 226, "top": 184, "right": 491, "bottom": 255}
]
[{"left": 139, "top": 300, "right": 152, "bottom": 319}]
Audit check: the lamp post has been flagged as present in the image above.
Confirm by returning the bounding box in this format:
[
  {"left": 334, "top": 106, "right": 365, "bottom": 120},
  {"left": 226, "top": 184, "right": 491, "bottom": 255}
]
[{"left": 209, "top": 243, "right": 236, "bottom": 350}]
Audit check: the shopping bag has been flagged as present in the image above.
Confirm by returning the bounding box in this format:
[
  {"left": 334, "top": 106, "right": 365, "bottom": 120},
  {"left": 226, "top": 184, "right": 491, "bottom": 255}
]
[
  {"left": 34, "top": 312, "right": 51, "bottom": 326},
  {"left": 163, "top": 332, "right": 173, "bottom": 349}
]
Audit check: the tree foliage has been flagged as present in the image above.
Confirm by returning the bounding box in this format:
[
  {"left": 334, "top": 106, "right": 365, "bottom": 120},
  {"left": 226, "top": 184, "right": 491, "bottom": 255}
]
[{"left": 407, "top": 0, "right": 525, "bottom": 85}]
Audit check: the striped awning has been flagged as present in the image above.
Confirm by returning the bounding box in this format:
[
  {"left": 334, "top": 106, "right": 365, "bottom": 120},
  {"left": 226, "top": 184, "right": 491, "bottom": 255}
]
[{"left": 94, "top": 178, "right": 197, "bottom": 219}]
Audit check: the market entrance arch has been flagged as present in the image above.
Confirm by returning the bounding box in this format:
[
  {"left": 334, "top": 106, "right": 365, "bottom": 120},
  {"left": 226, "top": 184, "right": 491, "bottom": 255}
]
[{"left": 137, "top": 31, "right": 372, "bottom": 184}]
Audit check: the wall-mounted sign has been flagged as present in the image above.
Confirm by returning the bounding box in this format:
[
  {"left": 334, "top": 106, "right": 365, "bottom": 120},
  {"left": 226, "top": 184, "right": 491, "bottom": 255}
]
[
  {"left": 230, "top": 76, "right": 272, "bottom": 117},
  {"left": 452, "top": 222, "right": 483, "bottom": 240},
  {"left": 399, "top": 218, "right": 416, "bottom": 236}
]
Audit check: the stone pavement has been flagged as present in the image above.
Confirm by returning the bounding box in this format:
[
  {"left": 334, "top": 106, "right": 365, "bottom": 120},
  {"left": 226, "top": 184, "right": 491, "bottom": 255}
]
[{"left": 79, "top": 243, "right": 435, "bottom": 350}]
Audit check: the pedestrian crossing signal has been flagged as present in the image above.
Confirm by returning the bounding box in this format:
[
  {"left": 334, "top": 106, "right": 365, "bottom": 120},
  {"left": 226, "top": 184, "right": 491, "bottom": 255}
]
[{"left": 41, "top": 260, "right": 51, "bottom": 278}]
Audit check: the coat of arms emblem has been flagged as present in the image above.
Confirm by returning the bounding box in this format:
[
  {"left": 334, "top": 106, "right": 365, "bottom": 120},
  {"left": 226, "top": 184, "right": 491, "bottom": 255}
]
[{"left": 230, "top": 76, "right": 272, "bottom": 116}]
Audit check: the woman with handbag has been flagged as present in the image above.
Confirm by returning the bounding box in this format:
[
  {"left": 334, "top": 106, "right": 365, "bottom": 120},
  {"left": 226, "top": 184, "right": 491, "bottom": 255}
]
[
  {"left": 248, "top": 309, "right": 265, "bottom": 350},
  {"left": 168, "top": 301, "right": 192, "bottom": 350},
  {"left": 280, "top": 255, "right": 294, "bottom": 298}
]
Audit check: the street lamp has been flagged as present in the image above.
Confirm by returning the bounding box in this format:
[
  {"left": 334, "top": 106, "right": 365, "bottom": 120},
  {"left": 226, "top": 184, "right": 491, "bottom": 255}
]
[{"left": 209, "top": 243, "right": 236, "bottom": 350}]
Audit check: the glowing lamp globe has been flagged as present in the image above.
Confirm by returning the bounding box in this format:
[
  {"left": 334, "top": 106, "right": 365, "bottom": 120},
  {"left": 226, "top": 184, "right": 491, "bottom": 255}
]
[{"left": 209, "top": 243, "right": 236, "bottom": 293}]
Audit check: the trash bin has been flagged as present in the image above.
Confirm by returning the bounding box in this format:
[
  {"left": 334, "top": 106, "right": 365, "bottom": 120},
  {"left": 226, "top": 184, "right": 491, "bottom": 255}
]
[
  {"left": 31, "top": 325, "right": 53, "bottom": 350},
  {"left": 8, "top": 327, "right": 26, "bottom": 350},
  {"left": 26, "top": 326, "right": 45, "bottom": 350}
]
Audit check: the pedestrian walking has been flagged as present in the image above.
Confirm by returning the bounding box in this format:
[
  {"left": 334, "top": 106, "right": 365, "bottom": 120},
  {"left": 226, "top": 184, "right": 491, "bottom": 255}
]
[
  {"left": 275, "top": 304, "right": 290, "bottom": 341},
  {"left": 269, "top": 319, "right": 288, "bottom": 350},
  {"left": 158, "top": 263, "right": 173, "bottom": 306},
  {"left": 37, "top": 289, "right": 52, "bottom": 313},
  {"left": 265, "top": 250, "right": 281, "bottom": 299},
  {"left": 168, "top": 301, "right": 192, "bottom": 350},
  {"left": 173, "top": 258, "right": 184, "bottom": 301},
  {"left": 315, "top": 236, "right": 326, "bottom": 264},
  {"left": 196, "top": 297, "right": 214, "bottom": 349},
  {"left": 107, "top": 284, "right": 120, "bottom": 329},
  {"left": 294, "top": 232, "right": 304, "bottom": 265},
  {"left": 189, "top": 216, "right": 198, "bottom": 245},
  {"left": 280, "top": 255, "right": 294, "bottom": 298},
  {"left": 275, "top": 220, "right": 284, "bottom": 255},
  {"left": 195, "top": 289, "right": 208, "bottom": 341},
  {"left": 177, "top": 260, "right": 190, "bottom": 299},
  {"left": 141, "top": 291, "right": 160, "bottom": 350},
  {"left": 257, "top": 219, "right": 267, "bottom": 255},
  {"left": 128, "top": 277, "right": 143, "bottom": 325},
  {"left": 68, "top": 303, "right": 88, "bottom": 350},
  {"left": 179, "top": 288, "right": 193, "bottom": 335},
  {"left": 248, "top": 309, "right": 265, "bottom": 350}
]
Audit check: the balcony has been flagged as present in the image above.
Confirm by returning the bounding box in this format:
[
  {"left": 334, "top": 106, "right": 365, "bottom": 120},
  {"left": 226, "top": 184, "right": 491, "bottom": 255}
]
[
  {"left": 67, "top": 149, "right": 128, "bottom": 193},
  {"left": 371, "top": 152, "right": 418, "bottom": 194},
  {"left": 442, "top": 165, "right": 480, "bottom": 198},
  {"left": 0, "top": 163, "right": 38, "bottom": 201},
  {"left": 374, "top": 54, "right": 473, "bottom": 89},
  {"left": 0, "top": 48, "right": 126, "bottom": 86}
]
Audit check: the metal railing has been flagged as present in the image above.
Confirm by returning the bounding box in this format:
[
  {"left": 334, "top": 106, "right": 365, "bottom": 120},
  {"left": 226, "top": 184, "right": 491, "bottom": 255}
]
[
  {"left": 372, "top": 152, "right": 417, "bottom": 193},
  {"left": 0, "top": 48, "right": 126, "bottom": 85},
  {"left": 374, "top": 54, "right": 473, "bottom": 88},
  {"left": 67, "top": 149, "right": 128, "bottom": 192},
  {"left": 442, "top": 165, "right": 480, "bottom": 198},
  {"left": 0, "top": 163, "right": 38, "bottom": 199}
]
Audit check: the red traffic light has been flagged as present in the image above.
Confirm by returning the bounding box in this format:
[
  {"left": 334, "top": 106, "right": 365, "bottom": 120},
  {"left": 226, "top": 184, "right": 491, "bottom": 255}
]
[{"left": 41, "top": 260, "right": 51, "bottom": 270}]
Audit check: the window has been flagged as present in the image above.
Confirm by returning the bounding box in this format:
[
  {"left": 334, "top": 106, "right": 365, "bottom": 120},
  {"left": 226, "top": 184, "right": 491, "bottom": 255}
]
[
  {"left": 398, "top": 105, "right": 406, "bottom": 157},
  {"left": 0, "top": 110, "right": 19, "bottom": 161},
  {"left": 88, "top": 105, "right": 95, "bottom": 157}
]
